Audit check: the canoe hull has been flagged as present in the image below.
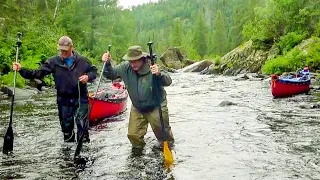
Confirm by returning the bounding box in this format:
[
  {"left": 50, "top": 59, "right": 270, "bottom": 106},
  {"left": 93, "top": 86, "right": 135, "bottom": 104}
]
[
  {"left": 88, "top": 82, "right": 128, "bottom": 123},
  {"left": 271, "top": 75, "right": 310, "bottom": 98},
  {"left": 88, "top": 97, "right": 127, "bottom": 122}
]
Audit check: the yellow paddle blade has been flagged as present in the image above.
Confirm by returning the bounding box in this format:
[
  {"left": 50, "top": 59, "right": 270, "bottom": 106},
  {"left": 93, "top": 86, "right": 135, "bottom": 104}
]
[{"left": 163, "top": 141, "right": 174, "bottom": 166}]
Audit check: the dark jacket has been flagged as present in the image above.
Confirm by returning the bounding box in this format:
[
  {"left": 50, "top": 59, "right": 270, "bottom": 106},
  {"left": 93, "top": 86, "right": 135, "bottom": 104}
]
[
  {"left": 19, "top": 52, "right": 97, "bottom": 105},
  {"left": 103, "top": 60, "right": 172, "bottom": 112}
]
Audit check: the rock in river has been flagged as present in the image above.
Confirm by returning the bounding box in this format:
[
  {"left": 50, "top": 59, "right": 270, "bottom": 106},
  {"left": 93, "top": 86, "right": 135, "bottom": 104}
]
[
  {"left": 160, "top": 47, "right": 184, "bottom": 69},
  {"left": 0, "top": 86, "right": 39, "bottom": 100},
  {"left": 181, "top": 60, "right": 213, "bottom": 73},
  {"left": 219, "top": 100, "right": 237, "bottom": 107}
]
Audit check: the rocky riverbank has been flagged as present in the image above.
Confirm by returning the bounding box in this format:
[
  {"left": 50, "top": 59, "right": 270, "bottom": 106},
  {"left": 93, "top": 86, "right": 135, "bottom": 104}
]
[
  {"left": 160, "top": 37, "right": 320, "bottom": 79},
  {"left": 0, "top": 86, "right": 51, "bottom": 100}
]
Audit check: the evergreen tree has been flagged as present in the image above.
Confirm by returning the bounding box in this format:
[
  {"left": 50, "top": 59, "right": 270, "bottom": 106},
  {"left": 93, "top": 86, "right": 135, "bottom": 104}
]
[
  {"left": 193, "top": 11, "right": 208, "bottom": 58},
  {"left": 211, "top": 9, "right": 228, "bottom": 55},
  {"left": 170, "top": 18, "right": 183, "bottom": 47}
]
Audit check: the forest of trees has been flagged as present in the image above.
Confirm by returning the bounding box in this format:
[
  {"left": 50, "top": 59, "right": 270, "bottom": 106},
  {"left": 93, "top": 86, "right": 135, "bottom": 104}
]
[
  {"left": 1, "top": 0, "right": 320, "bottom": 86},
  {"left": 132, "top": 0, "right": 265, "bottom": 59}
]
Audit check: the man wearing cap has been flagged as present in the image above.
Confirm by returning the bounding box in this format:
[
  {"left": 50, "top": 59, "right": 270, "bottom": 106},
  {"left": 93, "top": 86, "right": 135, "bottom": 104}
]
[
  {"left": 12, "top": 36, "right": 97, "bottom": 143},
  {"left": 101, "top": 45, "right": 174, "bottom": 151}
]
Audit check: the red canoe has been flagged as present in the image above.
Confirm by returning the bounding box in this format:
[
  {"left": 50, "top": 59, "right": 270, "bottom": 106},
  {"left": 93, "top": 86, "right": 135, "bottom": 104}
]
[
  {"left": 271, "top": 68, "right": 311, "bottom": 98},
  {"left": 88, "top": 81, "right": 128, "bottom": 123}
]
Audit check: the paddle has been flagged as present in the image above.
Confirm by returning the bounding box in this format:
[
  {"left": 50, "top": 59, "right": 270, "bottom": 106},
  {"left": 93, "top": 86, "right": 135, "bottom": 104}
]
[
  {"left": 147, "top": 41, "right": 174, "bottom": 166},
  {"left": 3, "top": 32, "right": 22, "bottom": 155},
  {"left": 74, "top": 45, "right": 112, "bottom": 159}
]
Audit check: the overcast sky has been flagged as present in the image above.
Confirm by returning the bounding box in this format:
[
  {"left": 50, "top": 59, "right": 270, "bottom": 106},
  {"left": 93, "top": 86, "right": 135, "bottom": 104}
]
[{"left": 118, "top": 0, "right": 159, "bottom": 9}]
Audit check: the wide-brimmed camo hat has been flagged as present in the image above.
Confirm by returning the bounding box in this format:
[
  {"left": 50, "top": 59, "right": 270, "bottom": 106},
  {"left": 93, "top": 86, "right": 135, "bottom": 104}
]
[{"left": 123, "top": 46, "right": 148, "bottom": 61}]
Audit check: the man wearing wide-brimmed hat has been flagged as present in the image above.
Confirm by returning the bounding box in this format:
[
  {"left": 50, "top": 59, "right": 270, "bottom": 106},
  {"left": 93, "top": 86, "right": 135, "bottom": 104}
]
[{"left": 102, "top": 45, "right": 174, "bottom": 152}]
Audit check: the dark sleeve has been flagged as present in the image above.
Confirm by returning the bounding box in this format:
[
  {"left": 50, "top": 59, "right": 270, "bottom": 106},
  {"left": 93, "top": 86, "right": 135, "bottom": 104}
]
[
  {"left": 19, "top": 59, "right": 53, "bottom": 79},
  {"left": 158, "top": 70, "right": 172, "bottom": 86},
  {"left": 85, "top": 59, "right": 97, "bottom": 82},
  {"left": 103, "top": 61, "right": 126, "bottom": 80}
]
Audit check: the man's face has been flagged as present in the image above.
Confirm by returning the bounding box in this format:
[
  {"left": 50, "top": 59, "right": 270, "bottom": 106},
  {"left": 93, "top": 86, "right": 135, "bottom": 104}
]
[
  {"left": 129, "top": 58, "right": 144, "bottom": 71},
  {"left": 59, "top": 46, "right": 73, "bottom": 59}
]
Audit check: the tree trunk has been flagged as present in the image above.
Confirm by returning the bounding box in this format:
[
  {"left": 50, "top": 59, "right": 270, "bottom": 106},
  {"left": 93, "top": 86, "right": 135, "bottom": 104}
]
[
  {"left": 44, "top": 0, "right": 48, "bottom": 10},
  {"left": 53, "top": 0, "right": 60, "bottom": 19}
]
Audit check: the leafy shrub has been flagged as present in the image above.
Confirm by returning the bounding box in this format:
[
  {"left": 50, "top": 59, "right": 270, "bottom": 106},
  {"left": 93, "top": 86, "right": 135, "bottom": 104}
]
[
  {"left": 276, "top": 32, "right": 307, "bottom": 54},
  {"left": 315, "top": 21, "right": 320, "bottom": 37},
  {"left": 185, "top": 47, "right": 201, "bottom": 61},
  {"left": 305, "top": 40, "right": 320, "bottom": 71},
  {"left": 262, "top": 36, "right": 320, "bottom": 75},
  {"left": 262, "top": 48, "right": 306, "bottom": 74},
  {"left": 0, "top": 72, "right": 26, "bottom": 88},
  {"left": 213, "top": 55, "right": 221, "bottom": 66}
]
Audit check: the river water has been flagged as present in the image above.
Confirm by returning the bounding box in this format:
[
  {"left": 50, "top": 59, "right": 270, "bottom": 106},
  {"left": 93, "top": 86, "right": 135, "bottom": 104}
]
[{"left": 0, "top": 73, "right": 320, "bottom": 180}]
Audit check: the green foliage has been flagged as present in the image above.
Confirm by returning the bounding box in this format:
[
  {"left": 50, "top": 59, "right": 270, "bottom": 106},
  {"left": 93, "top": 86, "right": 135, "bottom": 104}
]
[
  {"left": 262, "top": 38, "right": 320, "bottom": 75},
  {"left": 132, "top": 0, "right": 265, "bottom": 60},
  {"left": 243, "top": 0, "right": 320, "bottom": 48},
  {"left": 203, "top": 54, "right": 221, "bottom": 61},
  {"left": 213, "top": 55, "right": 222, "bottom": 65},
  {"left": 184, "top": 46, "right": 201, "bottom": 60},
  {"left": 167, "top": 64, "right": 174, "bottom": 69},
  {"left": 210, "top": 9, "right": 228, "bottom": 55},
  {"left": 315, "top": 21, "right": 320, "bottom": 37},
  {"left": 170, "top": 18, "right": 183, "bottom": 47},
  {"left": 230, "top": 0, "right": 264, "bottom": 48},
  {"left": 262, "top": 48, "right": 306, "bottom": 74},
  {"left": 227, "top": 62, "right": 233, "bottom": 69},
  {"left": 0, "top": 41, "right": 13, "bottom": 76},
  {"left": 193, "top": 11, "right": 208, "bottom": 58},
  {"left": 276, "top": 32, "right": 307, "bottom": 54},
  {"left": 305, "top": 39, "right": 320, "bottom": 71},
  {"left": 0, "top": 72, "right": 25, "bottom": 88}
]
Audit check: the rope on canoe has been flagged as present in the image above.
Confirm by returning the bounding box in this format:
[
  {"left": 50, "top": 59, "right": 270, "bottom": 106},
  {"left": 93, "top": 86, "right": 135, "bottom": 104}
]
[{"left": 89, "top": 85, "right": 127, "bottom": 102}]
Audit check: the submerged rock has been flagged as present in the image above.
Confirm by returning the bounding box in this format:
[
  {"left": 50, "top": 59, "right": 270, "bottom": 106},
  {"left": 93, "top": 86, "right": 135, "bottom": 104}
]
[
  {"left": 234, "top": 74, "right": 249, "bottom": 81},
  {"left": 0, "top": 93, "right": 8, "bottom": 99},
  {"left": 299, "top": 102, "right": 320, "bottom": 109},
  {"left": 233, "top": 73, "right": 268, "bottom": 81},
  {"left": 246, "top": 73, "right": 268, "bottom": 81},
  {"left": 312, "top": 102, "right": 320, "bottom": 109},
  {"left": 299, "top": 103, "right": 312, "bottom": 109},
  {"left": 219, "top": 100, "right": 237, "bottom": 107}
]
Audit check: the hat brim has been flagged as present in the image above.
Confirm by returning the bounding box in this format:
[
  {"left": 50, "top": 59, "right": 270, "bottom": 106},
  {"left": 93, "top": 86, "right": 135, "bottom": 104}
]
[
  {"left": 57, "top": 45, "right": 71, "bottom": 51},
  {"left": 123, "top": 52, "right": 148, "bottom": 61}
]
